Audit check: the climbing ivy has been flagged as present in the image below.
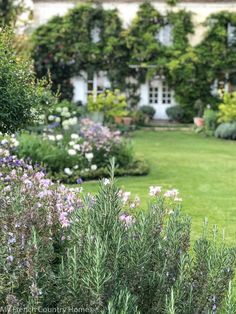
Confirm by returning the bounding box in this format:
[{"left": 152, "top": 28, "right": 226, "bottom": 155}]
[
  {"left": 31, "top": 4, "right": 236, "bottom": 120},
  {"left": 31, "top": 4, "right": 128, "bottom": 99}
]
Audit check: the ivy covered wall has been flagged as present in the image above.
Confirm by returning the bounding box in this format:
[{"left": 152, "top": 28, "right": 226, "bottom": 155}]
[{"left": 31, "top": 3, "right": 236, "bottom": 119}]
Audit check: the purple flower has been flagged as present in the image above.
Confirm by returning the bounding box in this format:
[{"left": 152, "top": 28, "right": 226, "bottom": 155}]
[
  {"left": 6, "top": 255, "right": 14, "bottom": 263},
  {"left": 76, "top": 178, "right": 83, "bottom": 184}
]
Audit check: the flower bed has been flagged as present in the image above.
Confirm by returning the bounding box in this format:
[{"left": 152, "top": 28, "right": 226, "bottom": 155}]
[{"left": 14, "top": 118, "right": 148, "bottom": 183}]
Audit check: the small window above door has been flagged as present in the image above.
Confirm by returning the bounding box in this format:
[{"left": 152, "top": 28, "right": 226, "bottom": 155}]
[
  {"left": 156, "top": 24, "right": 173, "bottom": 47},
  {"left": 91, "top": 26, "right": 101, "bottom": 43}
]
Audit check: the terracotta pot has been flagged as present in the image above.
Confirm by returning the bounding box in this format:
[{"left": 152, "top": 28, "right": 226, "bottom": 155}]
[
  {"left": 123, "top": 117, "right": 133, "bottom": 126},
  {"left": 114, "top": 116, "right": 123, "bottom": 124},
  {"left": 194, "top": 117, "right": 204, "bottom": 127}
]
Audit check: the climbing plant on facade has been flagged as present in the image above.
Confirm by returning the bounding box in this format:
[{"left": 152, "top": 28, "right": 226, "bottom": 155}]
[{"left": 31, "top": 4, "right": 128, "bottom": 99}]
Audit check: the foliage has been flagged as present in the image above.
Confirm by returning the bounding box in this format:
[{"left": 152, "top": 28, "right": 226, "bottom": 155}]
[
  {"left": 30, "top": 4, "right": 236, "bottom": 120},
  {"left": 0, "top": 30, "right": 57, "bottom": 134},
  {"left": 166, "top": 105, "right": 188, "bottom": 122},
  {"left": 140, "top": 105, "right": 156, "bottom": 120},
  {"left": 31, "top": 4, "right": 128, "bottom": 99},
  {"left": 0, "top": 0, "right": 25, "bottom": 26},
  {"left": 203, "top": 108, "right": 219, "bottom": 132},
  {"left": 124, "top": 3, "right": 193, "bottom": 82},
  {"left": 167, "top": 0, "right": 179, "bottom": 6},
  {"left": 218, "top": 92, "right": 236, "bottom": 123},
  {"left": 215, "top": 122, "right": 236, "bottom": 140},
  {"left": 87, "top": 89, "right": 128, "bottom": 120},
  {"left": 0, "top": 153, "right": 235, "bottom": 310},
  {"left": 16, "top": 118, "right": 146, "bottom": 182}
]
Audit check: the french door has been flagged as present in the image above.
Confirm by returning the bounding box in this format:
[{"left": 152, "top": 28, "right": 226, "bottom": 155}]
[{"left": 149, "top": 79, "right": 173, "bottom": 119}]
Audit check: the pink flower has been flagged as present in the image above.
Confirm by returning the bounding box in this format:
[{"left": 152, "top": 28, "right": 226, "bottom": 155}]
[
  {"left": 149, "top": 186, "right": 162, "bottom": 196},
  {"left": 164, "top": 189, "right": 179, "bottom": 198},
  {"left": 119, "top": 213, "right": 135, "bottom": 227},
  {"left": 59, "top": 212, "right": 70, "bottom": 228}
]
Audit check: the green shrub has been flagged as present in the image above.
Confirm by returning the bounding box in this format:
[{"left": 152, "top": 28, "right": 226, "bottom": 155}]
[
  {"left": 203, "top": 108, "right": 219, "bottom": 132},
  {"left": 56, "top": 162, "right": 236, "bottom": 312},
  {"left": 87, "top": 89, "right": 128, "bottom": 121},
  {"left": 218, "top": 92, "right": 236, "bottom": 123},
  {"left": 166, "top": 105, "right": 185, "bottom": 122},
  {"left": 140, "top": 106, "right": 156, "bottom": 120},
  {"left": 215, "top": 122, "right": 236, "bottom": 140},
  {"left": 16, "top": 119, "right": 146, "bottom": 182},
  {"left": 0, "top": 159, "right": 235, "bottom": 311},
  {"left": 17, "top": 133, "right": 80, "bottom": 172},
  {"left": 0, "top": 30, "right": 57, "bottom": 134}
]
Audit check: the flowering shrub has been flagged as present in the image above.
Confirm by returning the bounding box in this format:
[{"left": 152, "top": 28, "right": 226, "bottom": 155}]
[
  {"left": 16, "top": 118, "right": 148, "bottom": 182},
  {"left": 0, "top": 154, "right": 83, "bottom": 307},
  {"left": 0, "top": 160, "right": 235, "bottom": 311}
]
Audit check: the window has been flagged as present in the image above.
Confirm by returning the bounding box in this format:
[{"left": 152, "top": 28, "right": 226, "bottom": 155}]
[
  {"left": 228, "top": 23, "right": 236, "bottom": 46},
  {"left": 149, "top": 86, "right": 159, "bottom": 104},
  {"left": 87, "top": 72, "right": 110, "bottom": 99},
  {"left": 91, "top": 26, "right": 101, "bottom": 43},
  {"left": 162, "top": 82, "right": 172, "bottom": 104},
  {"left": 156, "top": 24, "right": 173, "bottom": 47}
]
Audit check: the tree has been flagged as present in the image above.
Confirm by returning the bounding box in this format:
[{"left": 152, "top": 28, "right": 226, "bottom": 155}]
[
  {"left": 0, "top": 0, "right": 25, "bottom": 27},
  {"left": 0, "top": 30, "right": 57, "bottom": 133}
]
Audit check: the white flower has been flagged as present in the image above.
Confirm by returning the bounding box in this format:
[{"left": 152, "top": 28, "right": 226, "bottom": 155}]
[
  {"left": 68, "top": 149, "right": 76, "bottom": 156},
  {"left": 55, "top": 117, "right": 61, "bottom": 123},
  {"left": 12, "top": 139, "right": 19, "bottom": 147},
  {"left": 64, "top": 112, "right": 71, "bottom": 118},
  {"left": 91, "top": 164, "right": 97, "bottom": 171},
  {"left": 56, "top": 134, "right": 63, "bottom": 141},
  {"left": 103, "top": 178, "right": 110, "bottom": 186},
  {"left": 1, "top": 139, "right": 8, "bottom": 145},
  {"left": 174, "top": 197, "right": 182, "bottom": 202},
  {"left": 73, "top": 144, "right": 81, "bottom": 151},
  {"left": 48, "top": 115, "right": 55, "bottom": 121},
  {"left": 64, "top": 168, "right": 73, "bottom": 175},
  {"left": 149, "top": 186, "right": 162, "bottom": 197},
  {"left": 73, "top": 165, "right": 79, "bottom": 170},
  {"left": 48, "top": 135, "right": 56, "bottom": 141},
  {"left": 56, "top": 107, "right": 62, "bottom": 113},
  {"left": 71, "top": 133, "right": 79, "bottom": 140},
  {"left": 62, "top": 107, "right": 69, "bottom": 112},
  {"left": 85, "top": 152, "right": 93, "bottom": 161},
  {"left": 69, "top": 141, "right": 75, "bottom": 146}
]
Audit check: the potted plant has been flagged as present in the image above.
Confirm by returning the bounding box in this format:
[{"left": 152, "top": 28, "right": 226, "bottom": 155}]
[
  {"left": 193, "top": 99, "right": 205, "bottom": 127},
  {"left": 87, "top": 90, "right": 128, "bottom": 124},
  {"left": 123, "top": 116, "right": 133, "bottom": 125}
]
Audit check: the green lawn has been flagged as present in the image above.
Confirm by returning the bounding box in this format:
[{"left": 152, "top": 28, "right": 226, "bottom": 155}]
[{"left": 83, "top": 130, "right": 236, "bottom": 244}]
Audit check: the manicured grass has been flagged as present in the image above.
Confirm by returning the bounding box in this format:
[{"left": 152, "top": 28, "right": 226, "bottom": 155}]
[{"left": 83, "top": 130, "right": 236, "bottom": 244}]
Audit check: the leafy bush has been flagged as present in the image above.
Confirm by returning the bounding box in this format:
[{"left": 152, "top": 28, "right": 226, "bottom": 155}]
[
  {"left": 218, "top": 92, "right": 236, "bottom": 123},
  {"left": 203, "top": 108, "right": 219, "bottom": 132},
  {"left": 16, "top": 119, "right": 146, "bottom": 182},
  {"left": 166, "top": 105, "right": 185, "bottom": 122},
  {"left": 0, "top": 30, "right": 57, "bottom": 134},
  {"left": 87, "top": 89, "right": 128, "bottom": 121},
  {"left": 139, "top": 106, "right": 156, "bottom": 120},
  {"left": 0, "top": 0, "right": 25, "bottom": 26},
  {"left": 0, "top": 159, "right": 235, "bottom": 310},
  {"left": 215, "top": 122, "right": 236, "bottom": 140}
]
